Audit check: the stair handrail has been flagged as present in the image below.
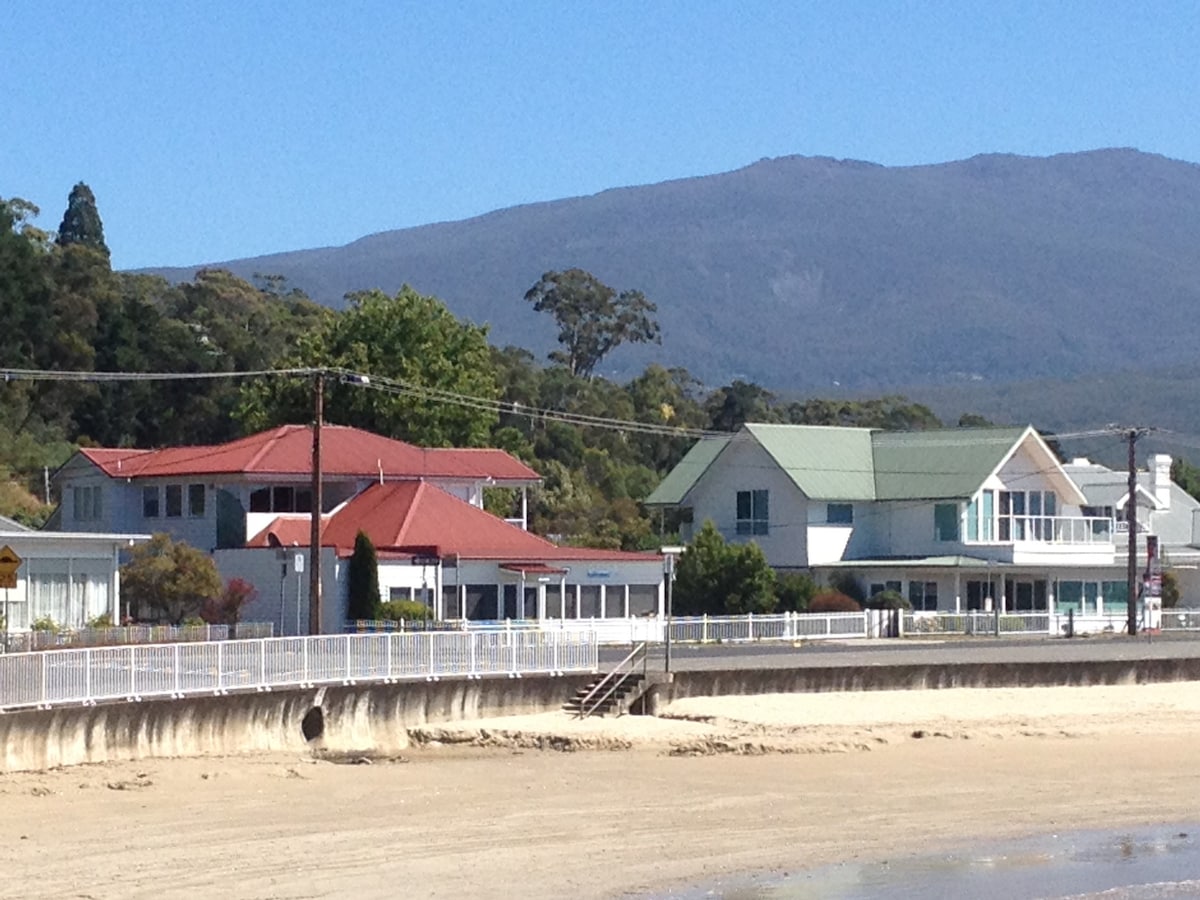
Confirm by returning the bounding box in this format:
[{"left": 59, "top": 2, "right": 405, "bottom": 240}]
[{"left": 577, "top": 641, "right": 648, "bottom": 719}]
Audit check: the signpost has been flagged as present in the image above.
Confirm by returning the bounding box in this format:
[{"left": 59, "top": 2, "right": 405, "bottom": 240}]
[{"left": 0, "top": 545, "right": 22, "bottom": 652}]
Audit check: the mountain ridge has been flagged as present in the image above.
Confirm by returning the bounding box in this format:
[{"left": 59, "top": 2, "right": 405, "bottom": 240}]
[{"left": 145, "top": 148, "right": 1200, "bottom": 390}]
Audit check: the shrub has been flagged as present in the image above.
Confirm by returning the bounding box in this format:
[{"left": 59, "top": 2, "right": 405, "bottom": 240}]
[
  {"left": 775, "top": 572, "right": 817, "bottom": 612},
  {"left": 31, "top": 616, "right": 60, "bottom": 633},
  {"left": 86, "top": 613, "right": 113, "bottom": 629},
  {"left": 673, "top": 520, "right": 778, "bottom": 615},
  {"left": 809, "top": 591, "right": 861, "bottom": 613},
  {"left": 201, "top": 578, "right": 257, "bottom": 626},
  {"left": 826, "top": 571, "right": 866, "bottom": 604},
  {"left": 1162, "top": 571, "right": 1181, "bottom": 609},
  {"left": 866, "top": 589, "right": 911, "bottom": 610},
  {"left": 379, "top": 599, "right": 431, "bottom": 621}
]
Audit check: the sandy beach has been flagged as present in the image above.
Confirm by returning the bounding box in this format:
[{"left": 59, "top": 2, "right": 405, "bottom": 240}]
[{"left": 2, "top": 683, "right": 1200, "bottom": 899}]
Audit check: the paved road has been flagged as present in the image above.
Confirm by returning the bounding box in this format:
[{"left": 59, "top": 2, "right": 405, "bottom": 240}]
[{"left": 599, "top": 632, "right": 1200, "bottom": 670}]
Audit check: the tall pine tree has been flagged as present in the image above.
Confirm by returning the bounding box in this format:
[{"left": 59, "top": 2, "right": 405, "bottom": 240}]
[
  {"left": 346, "top": 530, "right": 382, "bottom": 621},
  {"left": 56, "top": 182, "right": 110, "bottom": 258}
]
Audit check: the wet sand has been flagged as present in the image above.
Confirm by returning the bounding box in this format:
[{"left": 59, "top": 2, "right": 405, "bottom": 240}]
[{"left": 2, "top": 683, "right": 1199, "bottom": 899}]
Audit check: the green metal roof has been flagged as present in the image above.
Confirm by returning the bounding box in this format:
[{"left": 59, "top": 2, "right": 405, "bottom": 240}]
[
  {"left": 816, "top": 555, "right": 1002, "bottom": 569},
  {"left": 746, "top": 423, "right": 876, "bottom": 500},
  {"left": 647, "top": 423, "right": 1039, "bottom": 507},
  {"left": 644, "top": 434, "right": 731, "bottom": 505},
  {"left": 870, "top": 427, "right": 1029, "bottom": 500}
]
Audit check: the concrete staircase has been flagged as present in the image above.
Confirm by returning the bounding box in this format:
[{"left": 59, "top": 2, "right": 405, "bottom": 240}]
[{"left": 564, "top": 673, "right": 649, "bottom": 718}]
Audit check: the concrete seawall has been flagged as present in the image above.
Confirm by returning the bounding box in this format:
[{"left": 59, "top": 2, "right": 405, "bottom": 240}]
[
  {"left": 5, "top": 656, "right": 1200, "bottom": 773},
  {"left": 664, "top": 657, "right": 1200, "bottom": 700},
  {"left": 0, "top": 674, "right": 594, "bottom": 773}
]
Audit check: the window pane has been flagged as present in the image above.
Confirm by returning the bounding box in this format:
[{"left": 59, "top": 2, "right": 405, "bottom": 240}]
[
  {"left": 1029, "top": 492, "right": 1042, "bottom": 515},
  {"left": 934, "top": 503, "right": 959, "bottom": 541},
  {"left": 753, "top": 490, "right": 769, "bottom": 521},
  {"left": 92, "top": 486, "right": 102, "bottom": 519},
  {"left": 188, "top": 484, "right": 206, "bottom": 517},
  {"left": 249, "top": 487, "right": 271, "bottom": 512},
  {"left": 165, "top": 484, "right": 183, "bottom": 518},
  {"left": 273, "top": 486, "right": 294, "bottom": 512},
  {"left": 983, "top": 490, "right": 994, "bottom": 541},
  {"left": 966, "top": 497, "right": 978, "bottom": 541},
  {"left": 828, "top": 503, "right": 853, "bottom": 524},
  {"left": 143, "top": 486, "right": 160, "bottom": 518},
  {"left": 736, "top": 491, "right": 751, "bottom": 520},
  {"left": 295, "top": 488, "right": 313, "bottom": 513},
  {"left": 1044, "top": 492, "right": 1057, "bottom": 516}
]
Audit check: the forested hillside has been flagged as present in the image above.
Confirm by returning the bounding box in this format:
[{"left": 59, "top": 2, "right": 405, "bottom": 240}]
[
  {"left": 149, "top": 149, "right": 1200, "bottom": 391},
  {"left": 3, "top": 185, "right": 990, "bottom": 543}
]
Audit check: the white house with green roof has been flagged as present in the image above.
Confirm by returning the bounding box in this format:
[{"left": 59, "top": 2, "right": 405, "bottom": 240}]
[{"left": 647, "top": 424, "right": 1131, "bottom": 614}]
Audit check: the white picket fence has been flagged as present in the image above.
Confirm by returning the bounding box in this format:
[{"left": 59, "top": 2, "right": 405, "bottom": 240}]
[
  {"left": 347, "top": 608, "right": 1200, "bottom": 645},
  {"left": 0, "top": 629, "right": 598, "bottom": 711}
]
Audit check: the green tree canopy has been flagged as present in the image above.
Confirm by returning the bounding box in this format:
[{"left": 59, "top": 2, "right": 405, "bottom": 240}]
[
  {"left": 524, "top": 268, "right": 660, "bottom": 378},
  {"left": 672, "top": 521, "right": 777, "bottom": 615},
  {"left": 56, "top": 182, "right": 110, "bottom": 258},
  {"left": 347, "top": 530, "right": 382, "bottom": 621},
  {"left": 120, "top": 533, "right": 224, "bottom": 624},
  {"left": 237, "top": 285, "right": 498, "bottom": 447}
]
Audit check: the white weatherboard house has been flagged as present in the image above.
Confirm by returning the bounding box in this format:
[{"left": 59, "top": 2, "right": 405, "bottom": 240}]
[
  {"left": 647, "top": 424, "right": 1200, "bottom": 615},
  {"left": 51, "top": 424, "right": 542, "bottom": 553},
  {"left": 0, "top": 527, "right": 149, "bottom": 633},
  {"left": 51, "top": 424, "right": 664, "bottom": 633}
]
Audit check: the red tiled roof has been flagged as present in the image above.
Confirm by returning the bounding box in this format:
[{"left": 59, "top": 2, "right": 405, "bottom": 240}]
[
  {"left": 78, "top": 425, "right": 538, "bottom": 483},
  {"left": 246, "top": 481, "right": 659, "bottom": 566}
]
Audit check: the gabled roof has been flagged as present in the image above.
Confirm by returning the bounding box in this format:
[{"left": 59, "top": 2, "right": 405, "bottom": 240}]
[
  {"left": 646, "top": 423, "right": 1081, "bottom": 505},
  {"left": 247, "top": 481, "right": 657, "bottom": 564},
  {"left": 870, "top": 427, "right": 1029, "bottom": 500},
  {"left": 73, "top": 425, "right": 538, "bottom": 483},
  {"left": 749, "top": 424, "right": 876, "bottom": 500},
  {"left": 644, "top": 435, "right": 730, "bottom": 505}
]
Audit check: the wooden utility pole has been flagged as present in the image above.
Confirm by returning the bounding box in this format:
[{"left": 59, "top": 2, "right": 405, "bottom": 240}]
[{"left": 308, "top": 371, "right": 325, "bottom": 635}]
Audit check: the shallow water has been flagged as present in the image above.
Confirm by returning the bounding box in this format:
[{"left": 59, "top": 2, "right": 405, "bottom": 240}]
[{"left": 663, "top": 825, "right": 1200, "bottom": 899}]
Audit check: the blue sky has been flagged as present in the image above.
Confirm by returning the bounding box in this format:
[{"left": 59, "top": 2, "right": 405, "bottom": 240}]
[{"left": 4, "top": 1, "right": 1198, "bottom": 270}]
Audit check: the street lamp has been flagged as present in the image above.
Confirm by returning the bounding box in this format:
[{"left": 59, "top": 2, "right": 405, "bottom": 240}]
[{"left": 661, "top": 545, "right": 685, "bottom": 673}]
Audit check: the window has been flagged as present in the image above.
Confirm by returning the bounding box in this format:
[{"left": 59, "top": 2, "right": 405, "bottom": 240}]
[
  {"left": 826, "top": 503, "right": 853, "bottom": 524},
  {"left": 934, "top": 503, "right": 960, "bottom": 541},
  {"left": 249, "top": 485, "right": 314, "bottom": 513},
  {"left": 142, "top": 486, "right": 160, "bottom": 518},
  {"left": 73, "top": 485, "right": 102, "bottom": 522},
  {"left": 165, "top": 484, "right": 183, "bottom": 518},
  {"left": 188, "top": 483, "right": 206, "bottom": 517},
  {"left": 869, "top": 580, "right": 902, "bottom": 598},
  {"left": 908, "top": 581, "right": 938, "bottom": 612},
  {"left": 736, "top": 490, "right": 769, "bottom": 535}
]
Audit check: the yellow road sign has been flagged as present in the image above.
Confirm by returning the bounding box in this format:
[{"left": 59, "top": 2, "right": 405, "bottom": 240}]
[{"left": 0, "top": 545, "right": 22, "bottom": 590}]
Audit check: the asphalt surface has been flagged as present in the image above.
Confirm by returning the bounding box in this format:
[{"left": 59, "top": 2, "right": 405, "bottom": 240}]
[{"left": 598, "top": 632, "right": 1200, "bottom": 670}]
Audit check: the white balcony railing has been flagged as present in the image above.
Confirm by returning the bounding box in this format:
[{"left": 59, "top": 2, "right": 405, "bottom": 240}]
[{"left": 996, "top": 514, "right": 1113, "bottom": 545}]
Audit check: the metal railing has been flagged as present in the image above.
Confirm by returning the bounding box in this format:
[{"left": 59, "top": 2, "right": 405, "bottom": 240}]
[
  {"left": 577, "top": 642, "right": 647, "bottom": 719},
  {"left": 0, "top": 629, "right": 599, "bottom": 711},
  {"left": 5, "top": 622, "right": 275, "bottom": 653}
]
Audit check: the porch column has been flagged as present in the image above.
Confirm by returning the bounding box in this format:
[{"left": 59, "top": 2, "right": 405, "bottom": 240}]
[
  {"left": 435, "top": 563, "right": 443, "bottom": 621},
  {"left": 954, "top": 571, "right": 961, "bottom": 613},
  {"left": 521, "top": 488, "right": 528, "bottom": 530},
  {"left": 537, "top": 583, "right": 546, "bottom": 621},
  {"left": 599, "top": 584, "right": 607, "bottom": 618},
  {"left": 559, "top": 575, "right": 567, "bottom": 619}
]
